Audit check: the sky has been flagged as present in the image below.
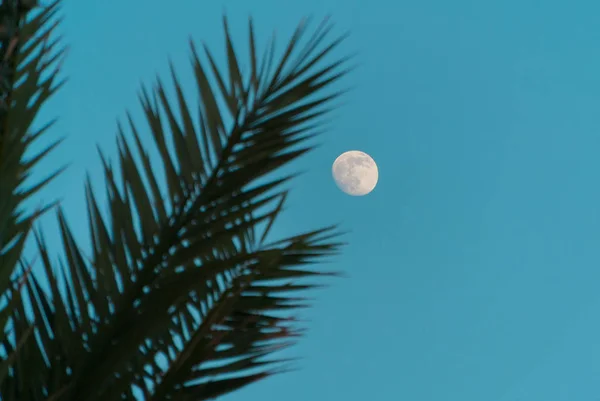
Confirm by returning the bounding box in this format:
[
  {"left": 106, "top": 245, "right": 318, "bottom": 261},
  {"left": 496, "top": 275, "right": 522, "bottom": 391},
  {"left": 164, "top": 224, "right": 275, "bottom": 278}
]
[{"left": 23, "top": 0, "right": 600, "bottom": 400}]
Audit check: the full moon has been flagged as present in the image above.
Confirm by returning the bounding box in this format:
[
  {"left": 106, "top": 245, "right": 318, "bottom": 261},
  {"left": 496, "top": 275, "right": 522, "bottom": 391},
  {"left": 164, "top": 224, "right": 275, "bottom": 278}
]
[{"left": 332, "top": 150, "right": 379, "bottom": 196}]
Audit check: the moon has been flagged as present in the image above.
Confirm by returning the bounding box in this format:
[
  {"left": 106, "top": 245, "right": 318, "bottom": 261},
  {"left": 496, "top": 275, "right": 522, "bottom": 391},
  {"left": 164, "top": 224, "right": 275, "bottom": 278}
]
[{"left": 332, "top": 150, "right": 379, "bottom": 196}]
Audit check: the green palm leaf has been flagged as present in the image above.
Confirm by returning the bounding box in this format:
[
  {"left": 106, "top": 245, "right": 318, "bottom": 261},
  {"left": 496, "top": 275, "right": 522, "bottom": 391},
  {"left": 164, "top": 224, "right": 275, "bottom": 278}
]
[{"left": 6, "top": 14, "right": 350, "bottom": 401}]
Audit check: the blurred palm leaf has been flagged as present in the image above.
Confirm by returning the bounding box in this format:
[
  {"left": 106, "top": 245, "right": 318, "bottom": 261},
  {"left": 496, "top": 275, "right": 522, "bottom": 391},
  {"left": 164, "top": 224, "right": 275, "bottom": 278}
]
[
  {"left": 0, "top": 0, "right": 65, "bottom": 387},
  {"left": 3, "top": 13, "right": 351, "bottom": 401}
]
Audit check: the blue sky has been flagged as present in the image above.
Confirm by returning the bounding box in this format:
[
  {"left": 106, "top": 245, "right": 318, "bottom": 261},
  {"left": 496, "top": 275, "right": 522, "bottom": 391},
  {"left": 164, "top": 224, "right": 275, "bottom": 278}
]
[{"left": 25, "top": 0, "right": 600, "bottom": 400}]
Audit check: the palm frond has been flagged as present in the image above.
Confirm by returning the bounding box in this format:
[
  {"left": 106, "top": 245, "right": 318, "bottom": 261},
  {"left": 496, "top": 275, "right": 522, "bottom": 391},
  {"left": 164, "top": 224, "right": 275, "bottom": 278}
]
[
  {"left": 11, "top": 15, "right": 350, "bottom": 401},
  {"left": 0, "top": 0, "right": 65, "bottom": 389}
]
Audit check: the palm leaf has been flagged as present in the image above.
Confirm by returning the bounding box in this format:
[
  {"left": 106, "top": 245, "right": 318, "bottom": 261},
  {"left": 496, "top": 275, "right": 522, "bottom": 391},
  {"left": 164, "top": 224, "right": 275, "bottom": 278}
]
[
  {"left": 9, "top": 15, "right": 350, "bottom": 401},
  {"left": 0, "top": 0, "right": 65, "bottom": 390}
]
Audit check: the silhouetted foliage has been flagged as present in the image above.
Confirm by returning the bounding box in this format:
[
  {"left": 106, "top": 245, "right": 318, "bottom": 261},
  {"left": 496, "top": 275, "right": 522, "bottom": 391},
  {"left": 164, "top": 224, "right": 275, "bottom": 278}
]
[{"left": 0, "top": 1, "right": 351, "bottom": 399}]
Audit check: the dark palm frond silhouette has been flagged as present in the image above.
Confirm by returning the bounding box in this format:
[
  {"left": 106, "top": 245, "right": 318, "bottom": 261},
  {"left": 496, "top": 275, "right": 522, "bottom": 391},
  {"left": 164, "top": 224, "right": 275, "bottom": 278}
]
[
  {"left": 0, "top": 1, "right": 351, "bottom": 400},
  {"left": 0, "top": 0, "right": 66, "bottom": 385}
]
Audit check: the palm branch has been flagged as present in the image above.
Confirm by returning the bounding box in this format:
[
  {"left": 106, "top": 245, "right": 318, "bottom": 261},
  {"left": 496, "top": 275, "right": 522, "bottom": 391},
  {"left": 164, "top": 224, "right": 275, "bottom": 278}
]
[
  {"left": 0, "top": 0, "right": 65, "bottom": 385},
  {"left": 1, "top": 1, "right": 351, "bottom": 400}
]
